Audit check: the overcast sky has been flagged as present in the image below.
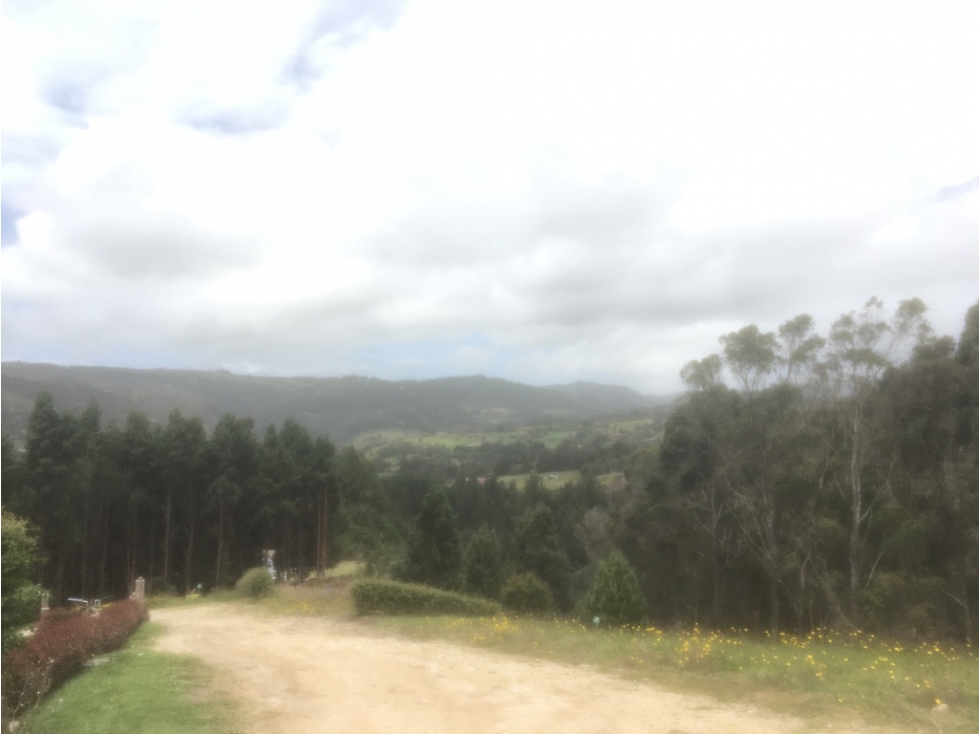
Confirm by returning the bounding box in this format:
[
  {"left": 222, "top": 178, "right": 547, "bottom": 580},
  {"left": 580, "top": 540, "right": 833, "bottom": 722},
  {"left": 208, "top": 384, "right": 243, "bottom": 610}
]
[{"left": 2, "top": 0, "right": 977, "bottom": 395}]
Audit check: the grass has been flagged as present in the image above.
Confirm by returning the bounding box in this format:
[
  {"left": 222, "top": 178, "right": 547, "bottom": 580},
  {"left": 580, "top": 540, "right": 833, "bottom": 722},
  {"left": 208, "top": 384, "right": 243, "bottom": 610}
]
[
  {"left": 146, "top": 590, "right": 238, "bottom": 610},
  {"left": 22, "top": 622, "right": 239, "bottom": 734},
  {"left": 363, "top": 612, "right": 977, "bottom": 732}
]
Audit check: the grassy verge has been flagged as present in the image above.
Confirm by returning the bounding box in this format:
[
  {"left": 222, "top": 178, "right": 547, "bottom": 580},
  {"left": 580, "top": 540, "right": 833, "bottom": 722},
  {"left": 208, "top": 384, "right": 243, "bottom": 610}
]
[
  {"left": 367, "top": 613, "right": 977, "bottom": 732},
  {"left": 22, "top": 623, "right": 239, "bottom": 734}
]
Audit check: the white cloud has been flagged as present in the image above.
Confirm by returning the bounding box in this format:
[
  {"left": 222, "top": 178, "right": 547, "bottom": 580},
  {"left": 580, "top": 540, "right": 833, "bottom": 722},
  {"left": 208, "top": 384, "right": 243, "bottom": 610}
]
[{"left": 3, "top": 0, "right": 978, "bottom": 394}]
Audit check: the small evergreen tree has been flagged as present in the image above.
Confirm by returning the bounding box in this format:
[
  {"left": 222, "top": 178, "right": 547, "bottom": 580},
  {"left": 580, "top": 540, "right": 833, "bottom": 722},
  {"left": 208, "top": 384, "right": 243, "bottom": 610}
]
[
  {"left": 511, "top": 505, "right": 572, "bottom": 610},
  {"left": 580, "top": 550, "right": 646, "bottom": 627},
  {"left": 463, "top": 527, "right": 502, "bottom": 599},
  {"left": 402, "top": 486, "right": 462, "bottom": 589}
]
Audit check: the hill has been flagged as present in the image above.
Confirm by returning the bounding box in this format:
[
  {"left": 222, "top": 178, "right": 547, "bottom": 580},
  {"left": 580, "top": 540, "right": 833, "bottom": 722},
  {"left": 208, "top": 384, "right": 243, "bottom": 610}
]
[{"left": 1, "top": 362, "right": 669, "bottom": 445}]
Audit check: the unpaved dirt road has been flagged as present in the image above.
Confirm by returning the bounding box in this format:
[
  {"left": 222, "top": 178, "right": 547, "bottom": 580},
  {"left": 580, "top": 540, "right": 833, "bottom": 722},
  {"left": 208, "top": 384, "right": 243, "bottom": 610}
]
[{"left": 151, "top": 605, "right": 897, "bottom": 734}]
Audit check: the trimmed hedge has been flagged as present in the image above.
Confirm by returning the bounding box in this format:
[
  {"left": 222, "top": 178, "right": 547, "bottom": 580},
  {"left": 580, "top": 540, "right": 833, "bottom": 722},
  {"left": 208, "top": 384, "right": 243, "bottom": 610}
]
[
  {"left": 351, "top": 578, "right": 501, "bottom": 617},
  {"left": 235, "top": 567, "right": 274, "bottom": 599},
  {"left": 501, "top": 572, "right": 554, "bottom": 615},
  {"left": 1, "top": 599, "right": 148, "bottom": 719}
]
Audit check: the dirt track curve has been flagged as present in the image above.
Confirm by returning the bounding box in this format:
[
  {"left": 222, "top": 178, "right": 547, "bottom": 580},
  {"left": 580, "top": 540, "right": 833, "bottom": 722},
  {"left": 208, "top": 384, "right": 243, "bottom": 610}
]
[{"left": 151, "top": 605, "right": 896, "bottom": 734}]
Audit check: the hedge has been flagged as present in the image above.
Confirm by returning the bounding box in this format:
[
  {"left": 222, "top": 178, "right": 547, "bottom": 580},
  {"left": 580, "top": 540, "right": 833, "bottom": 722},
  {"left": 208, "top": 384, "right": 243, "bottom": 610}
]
[
  {"left": 351, "top": 578, "right": 502, "bottom": 617},
  {"left": 235, "top": 567, "right": 274, "bottom": 599},
  {"left": 1, "top": 599, "right": 148, "bottom": 719}
]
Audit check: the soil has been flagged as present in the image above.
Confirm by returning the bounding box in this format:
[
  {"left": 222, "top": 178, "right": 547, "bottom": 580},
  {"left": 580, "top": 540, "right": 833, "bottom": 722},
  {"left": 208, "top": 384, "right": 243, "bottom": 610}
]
[{"left": 151, "top": 604, "right": 901, "bottom": 734}]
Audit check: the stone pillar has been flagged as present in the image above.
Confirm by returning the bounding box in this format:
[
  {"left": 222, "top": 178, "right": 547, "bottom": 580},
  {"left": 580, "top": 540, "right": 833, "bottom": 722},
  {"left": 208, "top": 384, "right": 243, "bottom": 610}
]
[
  {"left": 133, "top": 576, "right": 146, "bottom": 602},
  {"left": 40, "top": 592, "right": 50, "bottom": 620}
]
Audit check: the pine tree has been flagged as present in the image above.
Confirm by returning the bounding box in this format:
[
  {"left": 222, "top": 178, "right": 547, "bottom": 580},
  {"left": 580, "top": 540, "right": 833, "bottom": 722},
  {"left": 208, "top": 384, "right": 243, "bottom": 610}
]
[
  {"left": 403, "top": 486, "right": 462, "bottom": 589},
  {"left": 463, "top": 527, "right": 502, "bottom": 599},
  {"left": 581, "top": 550, "right": 646, "bottom": 627}
]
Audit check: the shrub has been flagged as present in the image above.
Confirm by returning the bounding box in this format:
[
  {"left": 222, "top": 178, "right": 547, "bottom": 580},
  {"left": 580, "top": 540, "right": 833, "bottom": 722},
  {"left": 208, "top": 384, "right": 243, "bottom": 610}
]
[
  {"left": 1, "top": 599, "right": 148, "bottom": 718},
  {"left": 235, "top": 567, "right": 274, "bottom": 599},
  {"left": 351, "top": 578, "right": 501, "bottom": 617},
  {"left": 1, "top": 512, "right": 43, "bottom": 653},
  {"left": 500, "top": 572, "right": 554, "bottom": 615},
  {"left": 579, "top": 550, "right": 646, "bottom": 627}
]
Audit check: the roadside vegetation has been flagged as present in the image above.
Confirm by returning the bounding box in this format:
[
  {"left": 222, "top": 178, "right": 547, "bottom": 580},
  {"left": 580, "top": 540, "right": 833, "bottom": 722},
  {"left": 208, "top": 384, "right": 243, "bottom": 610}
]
[
  {"left": 22, "top": 623, "right": 238, "bottom": 734},
  {"left": 374, "top": 612, "right": 978, "bottom": 732},
  {"left": 254, "top": 580, "right": 979, "bottom": 732}
]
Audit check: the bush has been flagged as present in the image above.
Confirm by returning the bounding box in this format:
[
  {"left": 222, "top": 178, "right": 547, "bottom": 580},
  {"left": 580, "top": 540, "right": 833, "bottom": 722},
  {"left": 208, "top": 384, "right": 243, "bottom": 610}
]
[
  {"left": 500, "top": 572, "right": 553, "bottom": 615},
  {"left": 1, "top": 512, "right": 43, "bottom": 653},
  {"left": 579, "top": 551, "right": 646, "bottom": 627},
  {"left": 351, "top": 578, "right": 501, "bottom": 617},
  {"left": 1, "top": 599, "right": 148, "bottom": 718},
  {"left": 235, "top": 567, "right": 274, "bottom": 599}
]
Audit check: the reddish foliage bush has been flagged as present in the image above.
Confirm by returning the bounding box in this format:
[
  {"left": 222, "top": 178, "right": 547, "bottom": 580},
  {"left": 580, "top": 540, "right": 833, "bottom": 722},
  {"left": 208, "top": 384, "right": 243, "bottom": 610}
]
[{"left": 1, "top": 600, "right": 148, "bottom": 717}]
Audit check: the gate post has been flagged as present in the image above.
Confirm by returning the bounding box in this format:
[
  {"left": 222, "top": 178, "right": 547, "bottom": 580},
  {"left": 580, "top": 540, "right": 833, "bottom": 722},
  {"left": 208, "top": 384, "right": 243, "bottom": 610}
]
[{"left": 133, "top": 576, "right": 146, "bottom": 601}]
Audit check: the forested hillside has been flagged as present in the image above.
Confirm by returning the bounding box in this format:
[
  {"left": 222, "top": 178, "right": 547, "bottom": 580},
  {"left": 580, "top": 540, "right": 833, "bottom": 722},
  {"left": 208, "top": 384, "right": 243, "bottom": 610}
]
[
  {"left": 1, "top": 365, "right": 664, "bottom": 446},
  {"left": 3, "top": 297, "right": 977, "bottom": 643}
]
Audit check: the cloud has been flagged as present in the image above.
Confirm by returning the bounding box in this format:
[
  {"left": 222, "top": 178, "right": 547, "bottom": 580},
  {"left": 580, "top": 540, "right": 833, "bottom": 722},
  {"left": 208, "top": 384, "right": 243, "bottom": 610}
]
[{"left": 2, "top": 0, "right": 978, "bottom": 395}]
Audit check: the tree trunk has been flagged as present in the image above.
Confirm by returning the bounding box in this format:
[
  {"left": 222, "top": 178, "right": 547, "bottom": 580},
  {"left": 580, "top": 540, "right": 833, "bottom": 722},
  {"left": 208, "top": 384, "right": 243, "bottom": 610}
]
[
  {"left": 184, "top": 513, "right": 195, "bottom": 593},
  {"left": 163, "top": 488, "right": 171, "bottom": 587}
]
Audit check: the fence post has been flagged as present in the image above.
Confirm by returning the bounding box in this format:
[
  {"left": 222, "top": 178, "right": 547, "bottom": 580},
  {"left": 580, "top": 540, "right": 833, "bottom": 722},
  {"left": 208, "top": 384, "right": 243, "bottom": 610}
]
[
  {"left": 133, "top": 576, "right": 146, "bottom": 602},
  {"left": 40, "top": 591, "right": 50, "bottom": 620}
]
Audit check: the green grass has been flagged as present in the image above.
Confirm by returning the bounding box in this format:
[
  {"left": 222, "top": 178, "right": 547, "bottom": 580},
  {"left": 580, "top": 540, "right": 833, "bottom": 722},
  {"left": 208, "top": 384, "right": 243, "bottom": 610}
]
[
  {"left": 22, "top": 622, "right": 239, "bottom": 734},
  {"left": 365, "top": 613, "right": 978, "bottom": 732},
  {"left": 146, "top": 590, "right": 238, "bottom": 610},
  {"left": 605, "top": 418, "right": 657, "bottom": 433},
  {"left": 352, "top": 428, "right": 524, "bottom": 455}
]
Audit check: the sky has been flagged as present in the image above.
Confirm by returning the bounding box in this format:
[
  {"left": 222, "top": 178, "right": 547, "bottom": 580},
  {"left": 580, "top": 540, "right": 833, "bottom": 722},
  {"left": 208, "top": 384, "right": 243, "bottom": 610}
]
[{"left": 2, "top": 0, "right": 977, "bottom": 395}]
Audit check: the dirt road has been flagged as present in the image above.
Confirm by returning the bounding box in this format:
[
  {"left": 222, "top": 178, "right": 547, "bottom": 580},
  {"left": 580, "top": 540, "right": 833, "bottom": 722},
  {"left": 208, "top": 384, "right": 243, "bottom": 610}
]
[{"left": 151, "top": 605, "right": 892, "bottom": 734}]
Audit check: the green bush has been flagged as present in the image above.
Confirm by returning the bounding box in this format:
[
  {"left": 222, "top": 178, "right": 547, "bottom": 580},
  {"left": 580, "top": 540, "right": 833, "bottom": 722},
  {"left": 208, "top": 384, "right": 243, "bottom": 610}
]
[
  {"left": 579, "top": 550, "right": 646, "bottom": 627},
  {"left": 351, "top": 578, "right": 501, "bottom": 616},
  {"left": 500, "top": 572, "right": 553, "bottom": 615},
  {"left": 1, "top": 512, "right": 43, "bottom": 653},
  {"left": 235, "top": 567, "right": 274, "bottom": 599}
]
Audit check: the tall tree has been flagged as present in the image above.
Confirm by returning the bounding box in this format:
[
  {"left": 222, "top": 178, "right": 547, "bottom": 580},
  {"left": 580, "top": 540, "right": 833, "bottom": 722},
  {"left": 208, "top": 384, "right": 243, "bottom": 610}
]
[
  {"left": 821, "top": 297, "right": 930, "bottom": 606},
  {"left": 511, "top": 505, "right": 572, "bottom": 610},
  {"left": 402, "top": 486, "right": 462, "bottom": 589}
]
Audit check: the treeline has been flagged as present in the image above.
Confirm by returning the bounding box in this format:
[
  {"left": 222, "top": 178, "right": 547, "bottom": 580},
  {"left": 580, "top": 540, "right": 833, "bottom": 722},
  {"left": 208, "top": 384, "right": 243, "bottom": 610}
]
[
  {"left": 1, "top": 407, "right": 397, "bottom": 603},
  {"left": 631, "top": 298, "right": 979, "bottom": 641},
  {"left": 2, "top": 297, "right": 977, "bottom": 642}
]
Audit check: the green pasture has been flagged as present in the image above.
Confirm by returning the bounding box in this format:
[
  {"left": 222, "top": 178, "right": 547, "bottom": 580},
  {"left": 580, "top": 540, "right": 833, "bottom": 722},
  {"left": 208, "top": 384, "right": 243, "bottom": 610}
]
[
  {"left": 497, "top": 470, "right": 581, "bottom": 490},
  {"left": 497, "top": 471, "right": 624, "bottom": 490},
  {"left": 604, "top": 418, "right": 658, "bottom": 434},
  {"left": 352, "top": 429, "right": 525, "bottom": 455}
]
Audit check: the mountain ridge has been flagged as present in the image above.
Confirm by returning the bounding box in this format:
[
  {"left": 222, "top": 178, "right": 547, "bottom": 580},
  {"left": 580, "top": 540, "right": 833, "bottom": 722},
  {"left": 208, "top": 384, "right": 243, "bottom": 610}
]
[{"left": 1, "top": 361, "right": 670, "bottom": 445}]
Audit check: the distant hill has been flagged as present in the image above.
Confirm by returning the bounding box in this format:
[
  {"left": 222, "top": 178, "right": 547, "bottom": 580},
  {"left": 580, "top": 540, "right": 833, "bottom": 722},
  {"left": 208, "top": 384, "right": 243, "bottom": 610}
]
[{"left": 1, "top": 362, "right": 669, "bottom": 445}]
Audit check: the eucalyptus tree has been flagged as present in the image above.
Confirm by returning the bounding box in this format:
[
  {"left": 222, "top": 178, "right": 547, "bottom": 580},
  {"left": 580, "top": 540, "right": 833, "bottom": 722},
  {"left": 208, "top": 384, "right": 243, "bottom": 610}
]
[
  {"left": 880, "top": 320, "right": 979, "bottom": 642},
  {"left": 819, "top": 298, "right": 931, "bottom": 604}
]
